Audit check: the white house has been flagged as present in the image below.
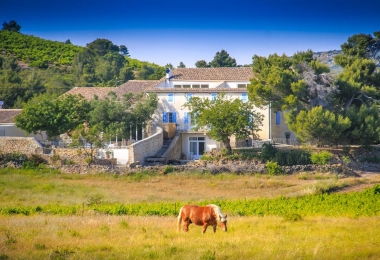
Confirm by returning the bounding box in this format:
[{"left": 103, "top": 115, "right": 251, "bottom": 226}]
[{"left": 145, "top": 67, "right": 294, "bottom": 160}]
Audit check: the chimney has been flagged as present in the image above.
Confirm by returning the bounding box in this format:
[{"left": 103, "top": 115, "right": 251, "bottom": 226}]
[{"left": 165, "top": 68, "right": 172, "bottom": 80}]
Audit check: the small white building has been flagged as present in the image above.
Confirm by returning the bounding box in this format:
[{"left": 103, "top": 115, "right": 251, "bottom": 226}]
[{"left": 0, "top": 109, "right": 47, "bottom": 141}]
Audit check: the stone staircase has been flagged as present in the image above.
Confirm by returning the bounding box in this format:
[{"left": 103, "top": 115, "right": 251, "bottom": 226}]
[{"left": 145, "top": 138, "right": 173, "bottom": 164}]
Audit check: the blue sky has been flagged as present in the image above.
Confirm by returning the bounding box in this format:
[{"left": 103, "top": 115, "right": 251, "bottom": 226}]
[{"left": 1, "top": 0, "right": 380, "bottom": 67}]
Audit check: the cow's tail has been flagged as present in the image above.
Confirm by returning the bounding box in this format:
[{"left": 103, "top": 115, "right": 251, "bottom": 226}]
[{"left": 177, "top": 206, "right": 183, "bottom": 232}]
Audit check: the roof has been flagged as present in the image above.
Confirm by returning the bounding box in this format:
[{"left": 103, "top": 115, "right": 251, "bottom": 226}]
[
  {"left": 114, "top": 80, "right": 161, "bottom": 97},
  {"left": 150, "top": 87, "right": 248, "bottom": 93},
  {"left": 168, "top": 67, "right": 254, "bottom": 81},
  {"left": 63, "top": 87, "right": 116, "bottom": 101},
  {"left": 0, "top": 109, "right": 22, "bottom": 123}
]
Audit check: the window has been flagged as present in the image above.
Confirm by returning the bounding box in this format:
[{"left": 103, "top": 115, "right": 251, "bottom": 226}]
[
  {"left": 168, "top": 93, "right": 174, "bottom": 103},
  {"left": 238, "top": 84, "right": 247, "bottom": 88},
  {"left": 186, "top": 93, "right": 193, "bottom": 101},
  {"left": 211, "top": 93, "right": 217, "bottom": 101},
  {"left": 241, "top": 93, "right": 248, "bottom": 102},
  {"left": 192, "top": 84, "right": 200, "bottom": 88},
  {"left": 174, "top": 85, "right": 181, "bottom": 88},
  {"left": 276, "top": 111, "right": 281, "bottom": 125},
  {"left": 201, "top": 84, "right": 209, "bottom": 88},
  {"left": 183, "top": 84, "right": 191, "bottom": 88},
  {"left": 163, "top": 112, "right": 176, "bottom": 123}
]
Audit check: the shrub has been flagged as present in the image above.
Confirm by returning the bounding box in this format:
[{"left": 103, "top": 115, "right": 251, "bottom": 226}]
[
  {"left": 22, "top": 154, "right": 47, "bottom": 169},
  {"left": 261, "top": 143, "right": 277, "bottom": 161},
  {"left": 265, "top": 161, "right": 283, "bottom": 175},
  {"left": 274, "top": 150, "right": 311, "bottom": 166},
  {"left": 311, "top": 151, "right": 333, "bottom": 165},
  {"left": 200, "top": 154, "right": 213, "bottom": 161},
  {"left": 163, "top": 165, "right": 174, "bottom": 174}
]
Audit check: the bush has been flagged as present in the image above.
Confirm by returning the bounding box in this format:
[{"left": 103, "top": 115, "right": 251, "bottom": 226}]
[
  {"left": 274, "top": 150, "right": 311, "bottom": 166},
  {"left": 265, "top": 161, "right": 283, "bottom": 175},
  {"left": 163, "top": 165, "right": 174, "bottom": 174},
  {"left": 261, "top": 143, "right": 277, "bottom": 161},
  {"left": 311, "top": 151, "right": 333, "bottom": 165}
]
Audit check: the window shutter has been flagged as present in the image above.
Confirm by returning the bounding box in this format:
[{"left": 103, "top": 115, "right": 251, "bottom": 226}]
[
  {"left": 184, "top": 112, "right": 188, "bottom": 124},
  {"left": 163, "top": 112, "right": 167, "bottom": 123},
  {"left": 276, "top": 111, "right": 281, "bottom": 125},
  {"left": 172, "top": 112, "right": 176, "bottom": 123}
]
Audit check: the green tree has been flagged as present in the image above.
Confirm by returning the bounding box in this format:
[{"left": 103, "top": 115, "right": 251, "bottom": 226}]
[
  {"left": 86, "top": 38, "right": 119, "bottom": 56},
  {"left": 165, "top": 63, "right": 174, "bottom": 69},
  {"left": 71, "top": 122, "right": 103, "bottom": 165},
  {"left": 195, "top": 60, "right": 210, "bottom": 68},
  {"left": 14, "top": 94, "right": 91, "bottom": 139},
  {"left": 178, "top": 62, "right": 186, "bottom": 68},
  {"left": 344, "top": 103, "right": 380, "bottom": 146},
  {"left": 119, "top": 45, "right": 130, "bottom": 56},
  {"left": 183, "top": 93, "right": 263, "bottom": 150},
  {"left": 210, "top": 50, "right": 237, "bottom": 67},
  {"left": 248, "top": 50, "right": 333, "bottom": 112},
  {"left": 2, "top": 20, "right": 21, "bottom": 32},
  {"left": 287, "top": 106, "right": 351, "bottom": 146}
]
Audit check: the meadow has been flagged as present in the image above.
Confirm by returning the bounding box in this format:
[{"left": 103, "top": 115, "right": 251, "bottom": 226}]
[{"left": 1, "top": 168, "right": 380, "bottom": 259}]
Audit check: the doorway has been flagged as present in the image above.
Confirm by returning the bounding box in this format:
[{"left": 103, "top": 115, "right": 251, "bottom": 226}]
[{"left": 189, "top": 137, "right": 205, "bottom": 159}]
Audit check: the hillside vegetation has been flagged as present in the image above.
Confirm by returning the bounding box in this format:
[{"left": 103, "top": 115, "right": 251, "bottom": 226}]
[{"left": 0, "top": 31, "right": 165, "bottom": 108}]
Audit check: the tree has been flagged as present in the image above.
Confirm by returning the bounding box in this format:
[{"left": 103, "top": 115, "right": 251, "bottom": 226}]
[
  {"left": 86, "top": 38, "right": 119, "bottom": 56},
  {"left": 65, "top": 39, "right": 72, "bottom": 44},
  {"left": 287, "top": 106, "right": 351, "bottom": 146},
  {"left": 71, "top": 122, "right": 103, "bottom": 165},
  {"left": 178, "top": 62, "right": 186, "bottom": 68},
  {"left": 183, "top": 93, "right": 263, "bottom": 150},
  {"left": 119, "top": 45, "right": 130, "bottom": 56},
  {"left": 195, "top": 60, "right": 209, "bottom": 68},
  {"left": 88, "top": 92, "right": 158, "bottom": 141},
  {"left": 248, "top": 51, "right": 333, "bottom": 113},
  {"left": 2, "top": 20, "right": 21, "bottom": 32},
  {"left": 210, "top": 50, "right": 237, "bottom": 67},
  {"left": 14, "top": 94, "right": 91, "bottom": 139},
  {"left": 165, "top": 63, "right": 174, "bottom": 69},
  {"left": 344, "top": 104, "right": 380, "bottom": 146}
]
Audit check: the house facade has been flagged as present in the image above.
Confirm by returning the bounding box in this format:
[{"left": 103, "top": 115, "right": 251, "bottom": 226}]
[{"left": 146, "top": 67, "right": 293, "bottom": 160}]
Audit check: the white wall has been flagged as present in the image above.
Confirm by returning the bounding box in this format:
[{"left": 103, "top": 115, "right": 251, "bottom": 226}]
[{"left": 0, "top": 124, "right": 47, "bottom": 141}]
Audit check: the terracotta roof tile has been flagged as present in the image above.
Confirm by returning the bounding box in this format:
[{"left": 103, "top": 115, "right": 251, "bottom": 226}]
[
  {"left": 114, "top": 80, "right": 161, "bottom": 97},
  {"left": 0, "top": 109, "right": 22, "bottom": 123},
  {"left": 167, "top": 67, "right": 254, "bottom": 81},
  {"left": 63, "top": 87, "right": 116, "bottom": 101}
]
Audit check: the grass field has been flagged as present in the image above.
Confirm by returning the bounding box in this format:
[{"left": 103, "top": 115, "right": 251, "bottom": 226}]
[{"left": 1, "top": 168, "right": 380, "bottom": 259}]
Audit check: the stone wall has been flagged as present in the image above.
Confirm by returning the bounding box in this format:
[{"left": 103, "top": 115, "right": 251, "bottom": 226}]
[
  {"left": 128, "top": 126, "right": 163, "bottom": 164},
  {"left": 162, "top": 133, "right": 182, "bottom": 162},
  {"left": 0, "top": 137, "right": 43, "bottom": 154}
]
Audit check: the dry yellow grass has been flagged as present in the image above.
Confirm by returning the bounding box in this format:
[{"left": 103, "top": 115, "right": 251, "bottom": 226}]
[{"left": 1, "top": 215, "right": 380, "bottom": 259}]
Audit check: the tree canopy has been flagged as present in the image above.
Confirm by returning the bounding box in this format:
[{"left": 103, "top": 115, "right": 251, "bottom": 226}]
[
  {"left": 15, "top": 91, "right": 158, "bottom": 141},
  {"left": 210, "top": 50, "right": 237, "bottom": 67},
  {"left": 2, "top": 20, "right": 21, "bottom": 33},
  {"left": 248, "top": 31, "right": 380, "bottom": 146},
  {"left": 183, "top": 93, "right": 263, "bottom": 150},
  {"left": 14, "top": 94, "right": 91, "bottom": 138}
]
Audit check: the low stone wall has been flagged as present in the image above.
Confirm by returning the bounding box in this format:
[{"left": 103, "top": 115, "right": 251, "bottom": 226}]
[
  {"left": 128, "top": 126, "right": 163, "bottom": 164},
  {"left": 0, "top": 137, "right": 43, "bottom": 154}
]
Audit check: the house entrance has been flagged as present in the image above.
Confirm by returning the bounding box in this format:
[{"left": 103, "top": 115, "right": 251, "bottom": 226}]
[{"left": 189, "top": 137, "right": 205, "bottom": 160}]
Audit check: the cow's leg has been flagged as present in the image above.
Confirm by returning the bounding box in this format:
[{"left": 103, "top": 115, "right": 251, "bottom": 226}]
[
  {"left": 213, "top": 224, "right": 217, "bottom": 233},
  {"left": 202, "top": 224, "right": 208, "bottom": 234}
]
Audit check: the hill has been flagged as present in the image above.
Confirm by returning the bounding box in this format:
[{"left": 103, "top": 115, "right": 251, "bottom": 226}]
[{"left": 0, "top": 31, "right": 166, "bottom": 108}]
